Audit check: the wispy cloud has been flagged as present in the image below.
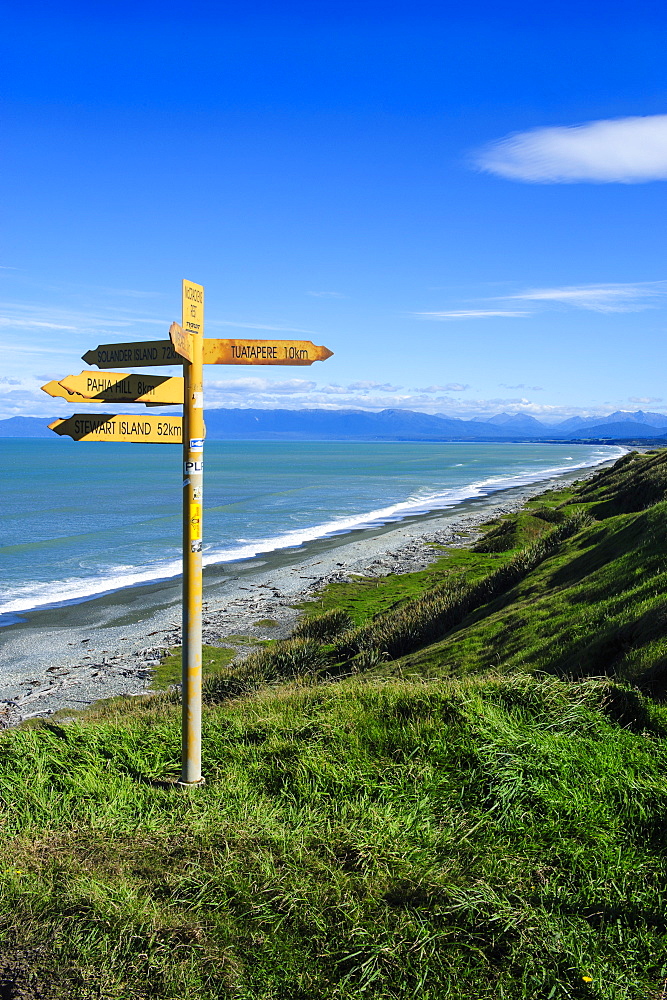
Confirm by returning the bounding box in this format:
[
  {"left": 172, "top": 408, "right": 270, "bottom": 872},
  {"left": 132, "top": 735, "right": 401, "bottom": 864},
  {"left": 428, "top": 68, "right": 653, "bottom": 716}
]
[
  {"left": 347, "top": 381, "right": 402, "bottom": 392},
  {"left": 66, "top": 284, "right": 163, "bottom": 299},
  {"left": 413, "top": 310, "right": 529, "bottom": 320},
  {"left": 628, "top": 396, "right": 663, "bottom": 404},
  {"left": 509, "top": 281, "right": 667, "bottom": 313},
  {"left": 0, "top": 342, "right": 85, "bottom": 356},
  {"left": 0, "top": 300, "right": 164, "bottom": 334},
  {"left": 207, "top": 378, "right": 317, "bottom": 395},
  {"left": 209, "top": 319, "right": 319, "bottom": 334},
  {"left": 416, "top": 383, "right": 470, "bottom": 392},
  {"left": 500, "top": 383, "right": 544, "bottom": 391},
  {"left": 474, "top": 114, "right": 667, "bottom": 184},
  {"left": 0, "top": 317, "right": 79, "bottom": 331}
]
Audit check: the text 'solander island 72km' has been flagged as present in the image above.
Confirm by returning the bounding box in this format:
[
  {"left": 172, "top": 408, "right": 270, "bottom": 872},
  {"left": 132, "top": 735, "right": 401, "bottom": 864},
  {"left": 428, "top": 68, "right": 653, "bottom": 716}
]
[{"left": 82, "top": 341, "right": 180, "bottom": 367}]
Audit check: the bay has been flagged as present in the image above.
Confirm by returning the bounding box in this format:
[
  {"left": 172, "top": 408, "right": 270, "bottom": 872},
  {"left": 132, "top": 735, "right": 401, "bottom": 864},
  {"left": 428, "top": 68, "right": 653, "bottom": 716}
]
[{"left": 0, "top": 438, "right": 624, "bottom": 621}]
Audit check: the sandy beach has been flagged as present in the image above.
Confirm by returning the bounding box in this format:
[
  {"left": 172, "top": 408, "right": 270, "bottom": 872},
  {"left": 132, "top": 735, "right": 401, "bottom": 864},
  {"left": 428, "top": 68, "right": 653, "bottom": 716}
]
[{"left": 0, "top": 460, "right": 616, "bottom": 726}]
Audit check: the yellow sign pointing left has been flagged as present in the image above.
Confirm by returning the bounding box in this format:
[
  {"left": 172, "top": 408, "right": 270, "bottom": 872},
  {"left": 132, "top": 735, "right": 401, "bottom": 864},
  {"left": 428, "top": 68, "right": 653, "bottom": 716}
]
[
  {"left": 42, "top": 371, "right": 184, "bottom": 405},
  {"left": 48, "top": 414, "right": 182, "bottom": 443}
]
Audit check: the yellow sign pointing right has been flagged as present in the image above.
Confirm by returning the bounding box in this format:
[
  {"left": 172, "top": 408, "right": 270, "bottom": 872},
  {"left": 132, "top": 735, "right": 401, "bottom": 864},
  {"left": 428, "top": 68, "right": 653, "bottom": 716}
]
[
  {"left": 167, "top": 324, "right": 334, "bottom": 366},
  {"left": 203, "top": 339, "right": 333, "bottom": 366}
]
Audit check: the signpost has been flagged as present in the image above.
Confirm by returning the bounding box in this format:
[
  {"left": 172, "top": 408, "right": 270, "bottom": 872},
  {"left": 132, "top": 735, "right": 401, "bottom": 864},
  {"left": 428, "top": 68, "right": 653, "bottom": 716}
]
[
  {"left": 40, "top": 380, "right": 88, "bottom": 403},
  {"left": 82, "top": 340, "right": 181, "bottom": 368},
  {"left": 203, "top": 338, "right": 333, "bottom": 366},
  {"left": 42, "top": 372, "right": 184, "bottom": 405},
  {"left": 48, "top": 413, "right": 182, "bottom": 443},
  {"left": 84, "top": 334, "right": 333, "bottom": 369},
  {"left": 43, "top": 280, "right": 334, "bottom": 788}
]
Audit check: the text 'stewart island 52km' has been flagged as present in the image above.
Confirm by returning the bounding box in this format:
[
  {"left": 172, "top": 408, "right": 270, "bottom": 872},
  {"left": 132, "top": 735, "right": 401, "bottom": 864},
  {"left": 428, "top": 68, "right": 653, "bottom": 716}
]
[{"left": 41, "top": 280, "right": 334, "bottom": 786}]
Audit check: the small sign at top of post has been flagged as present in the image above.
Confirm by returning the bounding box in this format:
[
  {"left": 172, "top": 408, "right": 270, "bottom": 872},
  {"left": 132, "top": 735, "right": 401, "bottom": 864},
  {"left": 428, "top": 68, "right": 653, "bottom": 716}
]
[{"left": 183, "top": 279, "right": 204, "bottom": 334}]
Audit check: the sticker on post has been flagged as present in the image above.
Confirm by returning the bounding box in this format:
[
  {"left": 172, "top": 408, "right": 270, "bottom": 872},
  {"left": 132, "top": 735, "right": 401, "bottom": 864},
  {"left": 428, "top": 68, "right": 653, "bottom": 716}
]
[
  {"left": 192, "top": 486, "right": 202, "bottom": 500},
  {"left": 191, "top": 539, "right": 202, "bottom": 553},
  {"left": 190, "top": 438, "right": 204, "bottom": 451},
  {"left": 190, "top": 504, "right": 202, "bottom": 539},
  {"left": 192, "top": 391, "right": 203, "bottom": 409},
  {"left": 184, "top": 460, "right": 203, "bottom": 474}
]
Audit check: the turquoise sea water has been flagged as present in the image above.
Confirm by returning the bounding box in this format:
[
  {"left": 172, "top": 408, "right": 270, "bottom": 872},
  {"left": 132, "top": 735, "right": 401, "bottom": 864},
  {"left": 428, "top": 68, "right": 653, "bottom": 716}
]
[{"left": 0, "top": 439, "right": 624, "bottom": 620}]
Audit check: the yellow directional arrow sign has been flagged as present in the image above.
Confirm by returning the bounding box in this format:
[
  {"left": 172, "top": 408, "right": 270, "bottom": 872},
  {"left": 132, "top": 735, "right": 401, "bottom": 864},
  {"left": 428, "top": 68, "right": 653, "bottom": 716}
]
[
  {"left": 204, "top": 338, "right": 333, "bottom": 366},
  {"left": 40, "top": 380, "right": 88, "bottom": 402},
  {"left": 168, "top": 324, "right": 334, "bottom": 366},
  {"left": 82, "top": 341, "right": 182, "bottom": 368},
  {"left": 169, "top": 321, "right": 192, "bottom": 363},
  {"left": 42, "top": 371, "right": 184, "bottom": 405},
  {"left": 48, "top": 414, "right": 182, "bottom": 443}
]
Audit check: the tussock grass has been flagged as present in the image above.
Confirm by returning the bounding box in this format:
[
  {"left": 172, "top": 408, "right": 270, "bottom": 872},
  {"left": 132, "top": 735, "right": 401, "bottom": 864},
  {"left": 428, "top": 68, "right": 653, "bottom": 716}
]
[{"left": 291, "top": 608, "right": 353, "bottom": 641}]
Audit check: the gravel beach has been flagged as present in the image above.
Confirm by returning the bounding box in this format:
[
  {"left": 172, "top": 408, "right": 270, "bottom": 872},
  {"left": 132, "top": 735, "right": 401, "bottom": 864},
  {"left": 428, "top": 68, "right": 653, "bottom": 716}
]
[{"left": 0, "top": 461, "right": 615, "bottom": 726}]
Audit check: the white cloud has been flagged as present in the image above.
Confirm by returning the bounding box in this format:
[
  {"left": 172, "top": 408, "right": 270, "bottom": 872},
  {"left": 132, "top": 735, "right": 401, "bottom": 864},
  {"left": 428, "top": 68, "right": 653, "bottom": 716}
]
[
  {"left": 416, "top": 383, "right": 470, "bottom": 392},
  {"left": 475, "top": 114, "right": 667, "bottom": 184},
  {"left": 5, "top": 371, "right": 667, "bottom": 425},
  {"left": 509, "top": 281, "right": 667, "bottom": 313},
  {"left": 83, "top": 285, "right": 162, "bottom": 299},
  {"left": 0, "top": 342, "right": 85, "bottom": 356},
  {"left": 0, "top": 317, "right": 79, "bottom": 331},
  {"left": 413, "top": 310, "right": 529, "bottom": 320},
  {"left": 628, "top": 396, "right": 663, "bottom": 404},
  {"left": 500, "top": 383, "right": 544, "bottom": 391},
  {"left": 347, "top": 381, "right": 403, "bottom": 392},
  {"left": 207, "top": 378, "right": 317, "bottom": 395},
  {"left": 209, "top": 319, "right": 319, "bottom": 334}
]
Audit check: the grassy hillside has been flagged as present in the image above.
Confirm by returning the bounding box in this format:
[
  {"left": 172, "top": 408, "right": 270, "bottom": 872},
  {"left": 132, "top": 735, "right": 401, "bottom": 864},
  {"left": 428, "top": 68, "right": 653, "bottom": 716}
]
[{"left": 1, "top": 450, "right": 667, "bottom": 999}]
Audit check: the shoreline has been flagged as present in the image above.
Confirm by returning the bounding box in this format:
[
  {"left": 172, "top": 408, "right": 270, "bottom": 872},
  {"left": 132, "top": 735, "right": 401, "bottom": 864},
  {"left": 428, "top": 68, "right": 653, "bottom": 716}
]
[
  {"left": 0, "top": 456, "right": 622, "bottom": 726},
  {"left": 0, "top": 444, "right": 623, "bottom": 624}
]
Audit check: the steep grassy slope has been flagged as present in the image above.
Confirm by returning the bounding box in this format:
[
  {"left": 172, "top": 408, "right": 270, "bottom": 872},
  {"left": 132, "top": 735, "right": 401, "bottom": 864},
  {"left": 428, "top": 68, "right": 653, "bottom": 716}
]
[
  {"left": 0, "top": 449, "right": 666, "bottom": 999},
  {"left": 390, "top": 451, "right": 667, "bottom": 688}
]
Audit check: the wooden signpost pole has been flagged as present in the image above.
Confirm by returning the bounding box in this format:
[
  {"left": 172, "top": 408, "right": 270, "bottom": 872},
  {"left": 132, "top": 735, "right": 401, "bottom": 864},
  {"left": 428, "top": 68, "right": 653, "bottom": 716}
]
[{"left": 179, "top": 280, "right": 205, "bottom": 786}]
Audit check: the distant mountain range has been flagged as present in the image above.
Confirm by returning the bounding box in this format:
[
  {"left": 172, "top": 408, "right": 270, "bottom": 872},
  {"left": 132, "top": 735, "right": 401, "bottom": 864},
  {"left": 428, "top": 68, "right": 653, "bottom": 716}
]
[{"left": 3, "top": 408, "right": 667, "bottom": 442}]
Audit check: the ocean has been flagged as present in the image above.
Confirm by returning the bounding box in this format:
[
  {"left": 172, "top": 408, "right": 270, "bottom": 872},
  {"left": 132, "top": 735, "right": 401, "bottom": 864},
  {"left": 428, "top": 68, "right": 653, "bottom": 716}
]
[{"left": 1, "top": 438, "right": 624, "bottom": 624}]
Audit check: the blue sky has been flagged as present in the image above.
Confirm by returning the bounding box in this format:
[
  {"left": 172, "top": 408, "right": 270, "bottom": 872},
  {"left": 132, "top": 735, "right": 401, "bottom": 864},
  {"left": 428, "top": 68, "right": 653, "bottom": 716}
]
[{"left": 2, "top": 0, "right": 667, "bottom": 423}]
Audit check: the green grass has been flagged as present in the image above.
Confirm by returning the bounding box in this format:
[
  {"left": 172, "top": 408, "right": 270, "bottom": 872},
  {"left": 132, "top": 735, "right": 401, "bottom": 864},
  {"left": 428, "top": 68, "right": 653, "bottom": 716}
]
[
  {"left": 395, "top": 498, "right": 667, "bottom": 687},
  {"left": 2, "top": 449, "right": 667, "bottom": 998},
  {"left": 2, "top": 674, "right": 667, "bottom": 998},
  {"left": 155, "top": 638, "right": 277, "bottom": 692},
  {"left": 298, "top": 545, "right": 516, "bottom": 625}
]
